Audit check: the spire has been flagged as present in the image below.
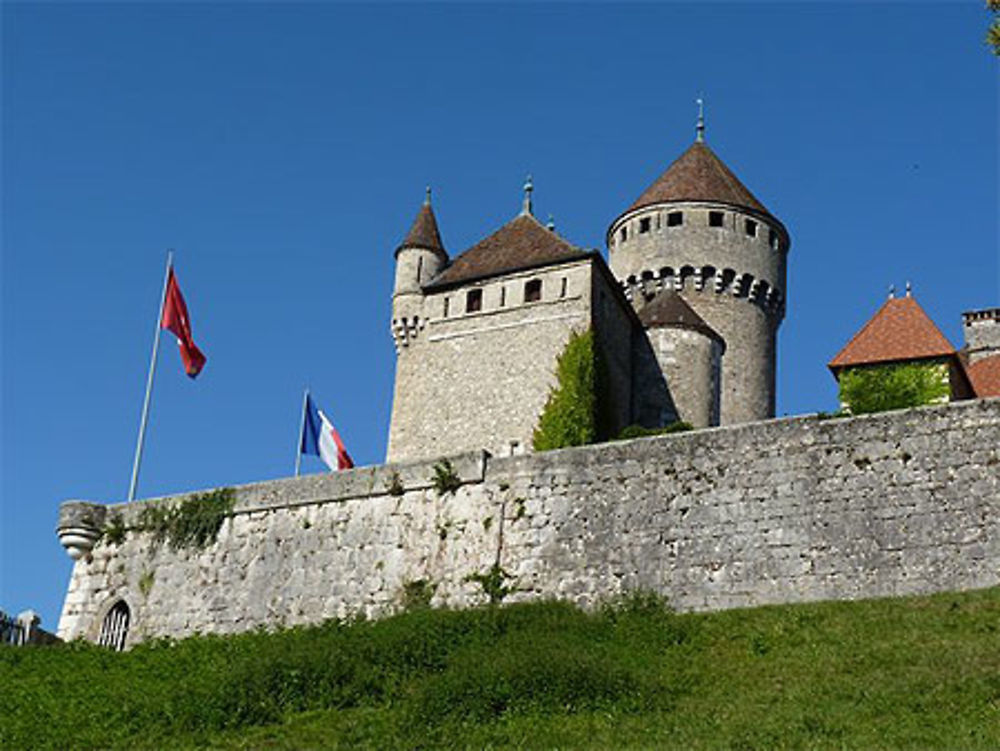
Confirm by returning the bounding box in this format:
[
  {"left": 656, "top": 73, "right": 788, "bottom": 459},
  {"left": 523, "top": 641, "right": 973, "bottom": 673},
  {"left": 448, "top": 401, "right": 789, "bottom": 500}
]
[
  {"left": 888, "top": 284, "right": 895, "bottom": 299},
  {"left": 546, "top": 214, "right": 555, "bottom": 231},
  {"left": 397, "top": 188, "right": 446, "bottom": 258},
  {"left": 905, "top": 281, "right": 912, "bottom": 298},
  {"left": 521, "top": 174, "right": 533, "bottom": 216},
  {"left": 695, "top": 96, "right": 705, "bottom": 143}
]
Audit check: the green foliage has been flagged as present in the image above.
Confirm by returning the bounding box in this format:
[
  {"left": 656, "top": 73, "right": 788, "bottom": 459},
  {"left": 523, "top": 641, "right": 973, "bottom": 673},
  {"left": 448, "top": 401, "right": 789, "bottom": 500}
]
[
  {"left": 464, "top": 563, "right": 516, "bottom": 605},
  {"left": 4, "top": 589, "right": 1000, "bottom": 750},
  {"left": 384, "top": 471, "right": 404, "bottom": 497},
  {"left": 616, "top": 421, "right": 693, "bottom": 440},
  {"left": 135, "top": 488, "right": 235, "bottom": 550},
  {"left": 400, "top": 579, "right": 436, "bottom": 611},
  {"left": 533, "top": 329, "right": 608, "bottom": 451},
  {"left": 988, "top": 0, "right": 1000, "bottom": 55},
  {"left": 138, "top": 570, "right": 155, "bottom": 598},
  {"left": 102, "top": 512, "right": 128, "bottom": 546},
  {"left": 838, "top": 362, "right": 950, "bottom": 415},
  {"left": 430, "top": 460, "right": 460, "bottom": 496}
]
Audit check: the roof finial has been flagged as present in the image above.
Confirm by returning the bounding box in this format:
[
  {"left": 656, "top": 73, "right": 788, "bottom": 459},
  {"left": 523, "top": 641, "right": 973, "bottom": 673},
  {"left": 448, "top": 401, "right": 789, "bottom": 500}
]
[
  {"left": 424, "top": 185, "right": 432, "bottom": 207},
  {"left": 695, "top": 96, "right": 705, "bottom": 143},
  {"left": 888, "top": 284, "right": 896, "bottom": 299},
  {"left": 521, "top": 174, "right": 533, "bottom": 216},
  {"left": 547, "top": 214, "right": 555, "bottom": 231},
  {"left": 905, "top": 280, "right": 912, "bottom": 297}
]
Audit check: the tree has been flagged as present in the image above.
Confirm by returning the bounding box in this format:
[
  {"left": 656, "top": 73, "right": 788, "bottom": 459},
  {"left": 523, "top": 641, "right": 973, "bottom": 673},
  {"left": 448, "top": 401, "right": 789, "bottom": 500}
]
[
  {"left": 838, "top": 362, "right": 950, "bottom": 415},
  {"left": 532, "top": 329, "right": 605, "bottom": 451},
  {"left": 988, "top": 0, "right": 1000, "bottom": 56}
]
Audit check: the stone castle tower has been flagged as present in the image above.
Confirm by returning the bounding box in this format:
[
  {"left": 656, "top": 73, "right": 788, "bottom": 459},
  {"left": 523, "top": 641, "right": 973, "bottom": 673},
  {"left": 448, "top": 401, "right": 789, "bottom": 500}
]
[{"left": 608, "top": 121, "right": 790, "bottom": 424}]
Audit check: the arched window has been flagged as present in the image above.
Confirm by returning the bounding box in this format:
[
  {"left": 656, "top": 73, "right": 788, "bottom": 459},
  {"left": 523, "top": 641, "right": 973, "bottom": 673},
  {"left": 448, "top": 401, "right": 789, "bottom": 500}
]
[{"left": 98, "top": 600, "right": 130, "bottom": 652}]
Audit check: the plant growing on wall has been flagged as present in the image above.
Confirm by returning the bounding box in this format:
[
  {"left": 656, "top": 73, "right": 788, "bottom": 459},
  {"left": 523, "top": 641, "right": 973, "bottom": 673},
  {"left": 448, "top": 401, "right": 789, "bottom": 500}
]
[
  {"left": 615, "top": 422, "right": 693, "bottom": 440},
  {"left": 136, "top": 488, "right": 235, "bottom": 550},
  {"left": 432, "top": 460, "right": 461, "bottom": 496},
  {"left": 838, "top": 362, "right": 950, "bottom": 415},
  {"left": 532, "top": 329, "right": 609, "bottom": 451},
  {"left": 102, "top": 512, "right": 128, "bottom": 546},
  {"left": 465, "top": 563, "right": 516, "bottom": 605}
]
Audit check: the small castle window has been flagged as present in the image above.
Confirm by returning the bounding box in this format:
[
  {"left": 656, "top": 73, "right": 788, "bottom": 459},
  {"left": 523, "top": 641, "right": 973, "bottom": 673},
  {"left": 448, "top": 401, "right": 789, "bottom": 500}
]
[
  {"left": 466, "top": 289, "right": 482, "bottom": 313},
  {"left": 769, "top": 229, "right": 778, "bottom": 249},
  {"left": 745, "top": 219, "right": 757, "bottom": 237},
  {"left": 98, "top": 600, "right": 130, "bottom": 652},
  {"left": 639, "top": 217, "right": 651, "bottom": 234},
  {"left": 443, "top": 297, "right": 450, "bottom": 317},
  {"left": 500, "top": 286, "right": 506, "bottom": 307},
  {"left": 620, "top": 227, "right": 628, "bottom": 242},
  {"left": 560, "top": 277, "right": 567, "bottom": 298},
  {"left": 525, "top": 279, "right": 542, "bottom": 303},
  {"left": 667, "top": 211, "right": 683, "bottom": 227},
  {"left": 709, "top": 211, "right": 724, "bottom": 227}
]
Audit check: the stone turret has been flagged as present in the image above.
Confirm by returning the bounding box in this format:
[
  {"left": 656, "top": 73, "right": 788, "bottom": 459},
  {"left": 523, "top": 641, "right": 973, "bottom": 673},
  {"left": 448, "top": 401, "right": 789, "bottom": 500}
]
[
  {"left": 608, "top": 134, "right": 790, "bottom": 425},
  {"left": 962, "top": 308, "right": 1000, "bottom": 365},
  {"left": 391, "top": 189, "right": 447, "bottom": 351}
]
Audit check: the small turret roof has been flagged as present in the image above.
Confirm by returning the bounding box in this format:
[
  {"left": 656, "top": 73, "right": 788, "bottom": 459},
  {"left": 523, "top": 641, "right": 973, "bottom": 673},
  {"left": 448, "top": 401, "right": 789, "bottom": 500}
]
[
  {"left": 425, "top": 213, "right": 586, "bottom": 290},
  {"left": 624, "top": 141, "right": 775, "bottom": 219},
  {"left": 397, "top": 196, "right": 446, "bottom": 258},
  {"left": 965, "top": 355, "right": 1000, "bottom": 398},
  {"left": 828, "top": 295, "right": 956, "bottom": 371},
  {"left": 639, "top": 290, "right": 724, "bottom": 345}
]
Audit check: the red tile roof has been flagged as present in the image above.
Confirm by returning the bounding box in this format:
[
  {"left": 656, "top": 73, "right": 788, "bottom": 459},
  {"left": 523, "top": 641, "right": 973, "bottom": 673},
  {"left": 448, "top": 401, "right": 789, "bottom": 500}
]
[
  {"left": 397, "top": 201, "right": 446, "bottom": 258},
  {"left": 425, "top": 213, "right": 586, "bottom": 289},
  {"left": 625, "top": 142, "right": 775, "bottom": 219},
  {"left": 829, "top": 296, "right": 956, "bottom": 371},
  {"left": 966, "top": 354, "right": 1000, "bottom": 397},
  {"left": 639, "top": 290, "right": 723, "bottom": 345}
]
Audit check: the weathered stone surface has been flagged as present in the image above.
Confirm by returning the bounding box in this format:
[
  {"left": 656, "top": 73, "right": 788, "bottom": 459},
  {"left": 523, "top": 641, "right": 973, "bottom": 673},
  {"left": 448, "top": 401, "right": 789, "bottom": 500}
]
[{"left": 58, "top": 399, "right": 1000, "bottom": 648}]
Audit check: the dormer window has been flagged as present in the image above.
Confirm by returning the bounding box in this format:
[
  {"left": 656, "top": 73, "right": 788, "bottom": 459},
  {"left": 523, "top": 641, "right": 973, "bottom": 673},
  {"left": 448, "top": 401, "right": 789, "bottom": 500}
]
[
  {"left": 667, "top": 211, "right": 683, "bottom": 227},
  {"left": 709, "top": 211, "right": 724, "bottom": 227},
  {"left": 525, "top": 279, "right": 542, "bottom": 303},
  {"left": 466, "top": 289, "right": 482, "bottom": 313}
]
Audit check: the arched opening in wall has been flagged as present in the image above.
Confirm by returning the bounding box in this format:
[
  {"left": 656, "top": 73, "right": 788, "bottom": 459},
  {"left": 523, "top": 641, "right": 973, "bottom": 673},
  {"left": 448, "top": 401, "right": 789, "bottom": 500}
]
[
  {"left": 660, "top": 267, "right": 675, "bottom": 289},
  {"left": 751, "top": 279, "right": 771, "bottom": 304},
  {"left": 719, "top": 268, "right": 737, "bottom": 293},
  {"left": 735, "top": 273, "right": 754, "bottom": 297},
  {"left": 641, "top": 270, "right": 655, "bottom": 300},
  {"left": 98, "top": 600, "right": 130, "bottom": 652},
  {"left": 701, "top": 266, "right": 717, "bottom": 292},
  {"left": 679, "top": 265, "right": 695, "bottom": 290}
]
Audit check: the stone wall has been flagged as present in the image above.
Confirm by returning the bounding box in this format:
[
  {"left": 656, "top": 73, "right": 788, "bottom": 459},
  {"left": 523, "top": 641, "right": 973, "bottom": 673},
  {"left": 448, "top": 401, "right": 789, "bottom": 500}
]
[{"left": 59, "top": 399, "right": 1000, "bottom": 647}]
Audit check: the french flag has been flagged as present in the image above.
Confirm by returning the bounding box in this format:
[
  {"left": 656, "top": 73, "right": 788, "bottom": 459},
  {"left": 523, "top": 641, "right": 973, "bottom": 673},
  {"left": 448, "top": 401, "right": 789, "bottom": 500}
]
[{"left": 301, "top": 394, "right": 354, "bottom": 471}]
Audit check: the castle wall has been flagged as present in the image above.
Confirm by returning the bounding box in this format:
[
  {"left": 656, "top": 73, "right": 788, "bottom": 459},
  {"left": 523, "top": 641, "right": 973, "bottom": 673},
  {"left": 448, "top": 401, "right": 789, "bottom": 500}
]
[
  {"left": 387, "top": 260, "right": 598, "bottom": 462},
  {"left": 59, "top": 399, "right": 1000, "bottom": 647}
]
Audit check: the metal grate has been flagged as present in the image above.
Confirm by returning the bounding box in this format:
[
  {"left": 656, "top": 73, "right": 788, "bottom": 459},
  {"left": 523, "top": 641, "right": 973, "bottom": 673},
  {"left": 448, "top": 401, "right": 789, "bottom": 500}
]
[{"left": 97, "top": 601, "right": 130, "bottom": 652}]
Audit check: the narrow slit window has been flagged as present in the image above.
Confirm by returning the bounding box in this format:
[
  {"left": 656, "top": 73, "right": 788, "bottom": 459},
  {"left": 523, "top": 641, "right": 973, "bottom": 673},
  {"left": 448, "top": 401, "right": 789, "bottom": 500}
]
[
  {"left": 709, "top": 211, "right": 724, "bottom": 227},
  {"left": 620, "top": 226, "right": 628, "bottom": 242},
  {"left": 560, "top": 277, "right": 567, "bottom": 298},
  {"left": 639, "top": 217, "right": 651, "bottom": 234},
  {"left": 466, "top": 289, "right": 482, "bottom": 313},
  {"left": 745, "top": 219, "right": 757, "bottom": 237},
  {"left": 769, "top": 229, "right": 778, "bottom": 249},
  {"left": 500, "top": 286, "right": 506, "bottom": 307},
  {"left": 667, "top": 211, "right": 683, "bottom": 227},
  {"left": 525, "top": 279, "right": 542, "bottom": 303},
  {"left": 443, "top": 297, "right": 450, "bottom": 317},
  {"left": 416, "top": 255, "right": 423, "bottom": 282}
]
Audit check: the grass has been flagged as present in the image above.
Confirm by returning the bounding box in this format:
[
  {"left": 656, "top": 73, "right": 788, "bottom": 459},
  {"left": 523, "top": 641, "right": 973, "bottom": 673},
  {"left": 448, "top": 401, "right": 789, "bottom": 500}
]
[{"left": 1, "top": 588, "right": 998, "bottom": 749}]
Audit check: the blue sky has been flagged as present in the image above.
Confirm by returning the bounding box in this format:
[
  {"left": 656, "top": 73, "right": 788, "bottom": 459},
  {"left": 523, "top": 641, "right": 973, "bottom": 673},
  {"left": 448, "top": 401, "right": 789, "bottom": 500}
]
[{"left": 2, "top": 2, "right": 997, "bottom": 630}]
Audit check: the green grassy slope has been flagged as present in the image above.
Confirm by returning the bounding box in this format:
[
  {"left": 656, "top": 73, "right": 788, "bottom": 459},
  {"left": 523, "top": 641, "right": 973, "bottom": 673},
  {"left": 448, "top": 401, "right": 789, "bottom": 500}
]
[{"left": 2, "top": 588, "right": 998, "bottom": 750}]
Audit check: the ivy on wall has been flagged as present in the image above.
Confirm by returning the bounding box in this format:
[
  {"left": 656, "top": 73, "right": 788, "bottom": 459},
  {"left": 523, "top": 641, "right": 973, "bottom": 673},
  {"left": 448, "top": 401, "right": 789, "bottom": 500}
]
[
  {"left": 838, "top": 361, "right": 950, "bottom": 415},
  {"left": 532, "top": 329, "right": 609, "bottom": 451}
]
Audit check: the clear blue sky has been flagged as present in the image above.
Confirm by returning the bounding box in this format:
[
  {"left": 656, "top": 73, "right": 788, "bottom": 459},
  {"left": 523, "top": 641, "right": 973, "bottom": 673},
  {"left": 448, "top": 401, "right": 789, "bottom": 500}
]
[{"left": 2, "top": 2, "right": 997, "bottom": 630}]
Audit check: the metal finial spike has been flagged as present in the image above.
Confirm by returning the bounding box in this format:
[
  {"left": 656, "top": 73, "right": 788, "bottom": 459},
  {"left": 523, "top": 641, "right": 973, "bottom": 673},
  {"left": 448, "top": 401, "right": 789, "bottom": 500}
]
[
  {"left": 905, "top": 281, "right": 912, "bottom": 297},
  {"left": 888, "top": 284, "right": 896, "bottom": 299},
  {"left": 522, "top": 174, "right": 533, "bottom": 216},
  {"left": 696, "top": 96, "right": 705, "bottom": 143},
  {"left": 424, "top": 185, "right": 432, "bottom": 206},
  {"left": 547, "top": 214, "right": 555, "bottom": 231}
]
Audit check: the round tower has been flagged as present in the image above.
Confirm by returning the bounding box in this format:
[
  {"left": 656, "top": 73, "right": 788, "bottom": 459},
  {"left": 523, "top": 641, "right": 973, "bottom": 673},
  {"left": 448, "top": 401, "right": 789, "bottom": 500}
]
[
  {"left": 608, "top": 127, "right": 790, "bottom": 425},
  {"left": 391, "top": 188, "right": 448, "bottom": 349}
]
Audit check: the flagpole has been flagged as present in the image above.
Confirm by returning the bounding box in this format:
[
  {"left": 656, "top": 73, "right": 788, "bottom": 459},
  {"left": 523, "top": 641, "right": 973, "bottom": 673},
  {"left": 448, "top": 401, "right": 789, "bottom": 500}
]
[
  {"left": 128, "top": 250, "right": 173, "bottom": 502},
  {"left": 294, "top": 388, "right": 309, "bottom": 476}
]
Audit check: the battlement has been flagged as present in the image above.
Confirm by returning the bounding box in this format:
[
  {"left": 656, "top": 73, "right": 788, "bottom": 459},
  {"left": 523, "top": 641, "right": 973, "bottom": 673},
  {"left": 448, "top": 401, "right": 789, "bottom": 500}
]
[
  {"left": 58, "top": 398, "right": 1000, "bottom": 649},
  {"left": 622, "top": 264, "right": 785, "bottom": 318}
]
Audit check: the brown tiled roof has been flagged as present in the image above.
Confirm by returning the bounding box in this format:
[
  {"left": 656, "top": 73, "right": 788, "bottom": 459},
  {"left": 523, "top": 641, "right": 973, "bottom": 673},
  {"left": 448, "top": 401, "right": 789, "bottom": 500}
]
[
  {"left": 639, "top": 290, "right": 723, "bottom": 345},
  {"left": 397, "top": 202, "right": 446, "bottom": 258},
  {"left": 828, "top": 296, "right": 956, "bottom": 371},
  {"left": 966, "top": 354, "right": 1000, "bottom": 397},
  {"left": 425, "top": 213, "right": 586, "bottom": 289},
  {"left": 625, "top": 141, "right": 774, "bottom": 218}
]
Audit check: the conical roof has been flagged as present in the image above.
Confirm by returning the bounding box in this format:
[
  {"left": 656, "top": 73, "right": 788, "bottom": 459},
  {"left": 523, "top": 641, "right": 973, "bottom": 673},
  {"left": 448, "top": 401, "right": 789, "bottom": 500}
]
[
  {"left": 829, "top": 296, "right": 956, "bottom": 370},
  {"left": 625, "top": 141, "right": 774, "bottom": 219},
  {"left": 426, "top": 212, "right": 586, "bottom": 289},
  {"left": 397, "top": 200, "right": 446, "bottom": 258},
  {"left": 639, "top": 290, "right": 723, "bottom": 345}
]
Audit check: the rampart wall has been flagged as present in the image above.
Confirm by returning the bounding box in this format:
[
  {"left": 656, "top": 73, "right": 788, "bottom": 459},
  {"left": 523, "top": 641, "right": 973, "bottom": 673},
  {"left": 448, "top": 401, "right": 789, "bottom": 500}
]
[{"left": 58, "top": 399, "right": 1000, "bottom": 647}]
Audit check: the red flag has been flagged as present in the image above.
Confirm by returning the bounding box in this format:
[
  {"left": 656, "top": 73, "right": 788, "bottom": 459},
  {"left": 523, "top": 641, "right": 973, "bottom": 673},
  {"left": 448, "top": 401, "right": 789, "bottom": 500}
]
[{"left": 161, "top": 268, "right": 206, "bottom": 378}]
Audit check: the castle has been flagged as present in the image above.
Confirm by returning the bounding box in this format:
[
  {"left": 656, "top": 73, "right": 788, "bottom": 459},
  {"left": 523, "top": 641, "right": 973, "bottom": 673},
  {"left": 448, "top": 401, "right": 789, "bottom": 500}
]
[{"left": 387, "top": 118, "right": 788, "bottom": 462}]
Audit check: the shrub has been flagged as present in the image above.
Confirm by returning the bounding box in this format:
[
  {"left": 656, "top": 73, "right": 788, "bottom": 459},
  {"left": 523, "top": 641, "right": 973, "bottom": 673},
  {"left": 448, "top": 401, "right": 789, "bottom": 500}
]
[
  {"left": 838, "top": 362, "right": 950, "bottom": 415},
  {"left": 616, "top": 421, "right": 693, "bottom": 440},
  {"left": 533, "top": 329, "right": 609, "bottom": 451},
  {"left": 431, "top": 460, "right": 461, "bottom": 496}
]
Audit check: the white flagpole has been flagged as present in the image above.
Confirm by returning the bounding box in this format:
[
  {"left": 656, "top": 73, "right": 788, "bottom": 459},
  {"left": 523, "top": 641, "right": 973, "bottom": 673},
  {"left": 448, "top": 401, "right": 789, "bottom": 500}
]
[
  {"left": 294, "top": 388, "right": 309, "bottom": 477},
  {"left": 128, "top": 250, "right": 173, "bottom": 502}
]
